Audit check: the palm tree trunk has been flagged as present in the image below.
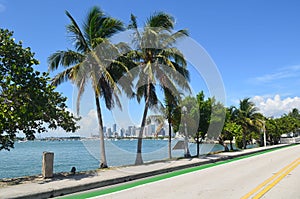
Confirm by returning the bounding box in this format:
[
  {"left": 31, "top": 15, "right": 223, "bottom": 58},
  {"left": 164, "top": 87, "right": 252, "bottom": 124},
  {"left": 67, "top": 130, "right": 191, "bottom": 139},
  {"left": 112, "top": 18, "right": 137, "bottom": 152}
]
[
  {"left": 168, "top": 122, "right": 172, "bottom": 159},
  {"left": 230, "top": 140, "right": 233, "bottom": 151},
  {"left": 197, "top": 136, "right": 200, "bottom": 157},
  {"left": 95, "top": 93, "right": 108, "bottom": 168},
  {"left": 135, "top": 76, "right": 152, "bottom": 165},
  {"left": 242, "top": 132, "right": 247, "bottom": 149},
  {"left": 135, "top": 99, "right": 149, "bottom": 165}
]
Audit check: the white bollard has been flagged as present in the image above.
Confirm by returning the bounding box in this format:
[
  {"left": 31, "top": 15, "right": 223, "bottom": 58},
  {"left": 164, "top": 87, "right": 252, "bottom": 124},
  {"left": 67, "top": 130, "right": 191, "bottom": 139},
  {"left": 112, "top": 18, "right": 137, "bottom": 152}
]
[{"left": 42, "top": 152, "right": 54, "bottom": 178}]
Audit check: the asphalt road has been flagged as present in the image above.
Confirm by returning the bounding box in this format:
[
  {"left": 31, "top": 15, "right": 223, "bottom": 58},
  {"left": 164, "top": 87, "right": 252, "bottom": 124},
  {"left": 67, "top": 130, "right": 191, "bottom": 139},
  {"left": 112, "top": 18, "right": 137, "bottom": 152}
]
[{"left": 90, "top": 145, "right": 300, "bottom": 199}]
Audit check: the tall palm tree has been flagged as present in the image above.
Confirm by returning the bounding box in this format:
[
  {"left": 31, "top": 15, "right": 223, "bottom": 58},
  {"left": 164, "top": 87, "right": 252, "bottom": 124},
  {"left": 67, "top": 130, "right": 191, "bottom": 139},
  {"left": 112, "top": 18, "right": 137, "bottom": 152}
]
[
  {"left": 234, "top": 98, "right": 260, "bottom": 149},
  {"left": 128, "top": 13, "right": 190, "bottom": 165},
  {"left": 48, "top": 6, "right": 132, "bottom": 168}
]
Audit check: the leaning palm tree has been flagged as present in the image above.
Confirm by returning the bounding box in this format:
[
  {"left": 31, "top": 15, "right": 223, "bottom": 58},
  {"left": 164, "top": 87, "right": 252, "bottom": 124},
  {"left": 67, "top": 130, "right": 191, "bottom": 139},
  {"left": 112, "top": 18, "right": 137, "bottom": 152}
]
[
  {"left": 48, "top": 6, "right": 132, "bottom": 168},
  {"left": 128, "top": 13, "right": 191, "bottom": 165},
  {"left": 234, "top": 98, "right": 260, "bottom": 149}
]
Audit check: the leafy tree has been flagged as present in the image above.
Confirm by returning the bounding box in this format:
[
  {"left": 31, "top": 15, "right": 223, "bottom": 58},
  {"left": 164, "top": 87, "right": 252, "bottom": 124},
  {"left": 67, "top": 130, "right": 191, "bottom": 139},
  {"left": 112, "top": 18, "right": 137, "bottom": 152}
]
[
  {"left": 220, "top": 120, "right": 242, "bottom": 151},
  {"left": 180, "top": 96, "right": 198, "bottom": 156},
  {"left": 288, "top": 108, "right": 300, "bottom": 120},
  {"left": 276, "top": 113, "right": 300, "bottom": 138},
  {"left": 180, "top": 92, "right": 225, "bottom": 156},
  {"left": 0, "top": 29, "right": 79, "bottom": 150},
  {"left": 206, "top": 98, "right": 225, "bottom": 140},
  {"left": 48, "top": 7, "right": 132, "bottom": 168},
  {"left": 286, "top": 108, "right": 300, "bottom": 137},
  {"left": 128, "top": 13, "right": 190, "bottom": 164},
  {"left": 194, "top": 92, "right": 226, "bottom": 155},
  {"left": 265, "top": 118, "right": 280, "bottom": 145},
  {"left": 180, "top": 96, "right": 199, "bottom": 134},
  {"left": 220, "top": 107, "right": 237, "bottom": 150},
  {"left": 194, "top": 92, "right": 211, "bottom": 156}
]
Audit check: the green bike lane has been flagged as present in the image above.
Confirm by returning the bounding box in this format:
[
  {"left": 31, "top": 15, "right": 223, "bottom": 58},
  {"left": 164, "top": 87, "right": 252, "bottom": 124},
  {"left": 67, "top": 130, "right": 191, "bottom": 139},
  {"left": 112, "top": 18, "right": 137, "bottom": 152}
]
[{"left": 60, "top": 144, "right": 295, "bottom": 199}]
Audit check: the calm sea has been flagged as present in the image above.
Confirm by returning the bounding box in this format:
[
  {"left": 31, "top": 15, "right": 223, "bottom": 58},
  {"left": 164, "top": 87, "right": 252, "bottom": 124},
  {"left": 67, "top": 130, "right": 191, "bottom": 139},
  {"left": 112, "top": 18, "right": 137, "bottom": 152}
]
[{"left": 0, "top": 139, "right": 224, "bottom": 179}]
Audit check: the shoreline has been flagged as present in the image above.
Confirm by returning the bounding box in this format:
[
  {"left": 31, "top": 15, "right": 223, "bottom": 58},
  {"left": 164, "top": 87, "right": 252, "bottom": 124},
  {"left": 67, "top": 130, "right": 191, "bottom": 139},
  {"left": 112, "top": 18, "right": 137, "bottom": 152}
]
[
  {"left": 0, "top": 144, "right": 295, "bottom": 198},
  {"left": 0, "top": 154, "right": 204, "bottom": 187},
  {"left": 0, "top": 144, "right": 278, "bottom": 188},
  {"left": 0, "top": 140, "right": 228, "bottom": 180}
]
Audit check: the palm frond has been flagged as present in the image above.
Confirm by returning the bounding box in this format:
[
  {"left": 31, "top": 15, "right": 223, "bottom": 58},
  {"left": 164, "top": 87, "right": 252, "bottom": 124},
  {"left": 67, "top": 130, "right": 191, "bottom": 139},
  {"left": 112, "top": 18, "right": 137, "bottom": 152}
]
[
  {"left": 99, "top": 77, "right": 114, "bottom": 110},
  {"left": 128, "top": 14, "right": 138, "bottom": 29},
  {"left": 99, "top": 17, "right": 124, "bottom": 38},
  {"left": 48, "top": 50, "right": 84, "bottom": 71},
  {"left": 76, "top": 77, "right": 87, "bottom": 114},
  {"left": 162, "top": 29, "right": 189, "bottom": 48},
  {"left": 65, "top": 10, "right": 89, "bottom": 53},
  {"left": 128, "top": 13, "right": 142, "bottom": 43},
  {"left": 146, "top": 12, "right": 174, "bottom": 31},
  {"left": 83, "top": 6, "right": 105, "bottom": 48},
  {"left": 51, "top": 67, "right": 73, "bottom": 86},
  {"left": 157, "top": 72, "right": 181, "bottom": 98},
  {"left": 159, "top": 48, "right": 187, "bottom": 68}
]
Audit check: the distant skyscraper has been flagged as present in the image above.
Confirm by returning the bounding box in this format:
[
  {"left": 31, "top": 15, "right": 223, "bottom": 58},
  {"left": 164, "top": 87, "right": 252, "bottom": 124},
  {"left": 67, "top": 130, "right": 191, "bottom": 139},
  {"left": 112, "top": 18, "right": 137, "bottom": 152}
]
[
  {"left": 113, "top": 123, "right": 117, "bottom": 132},
  {"left": 128, "top": 126, "right": 133, "bottom": 136},
  {"left": 125, "top": 129, "right": 130, "bottom": 137},
  {"left": 143, "top": 126, "right": 148, "bottom": 137},
  {"left": 103, "top": 126, "right": 106, "bottom": 133},
  {"left": 159, "top": 128, "right": 166, "bottom": 137},
  {"left": 134, "top": 127, "right": 140, "bottom": 137},
  {"left": 107, "top": 128, "right": 112, "bottom": 137},
  {"left": 143, "top": 124, "right": 155, "bottom": 137},
  {"left": 120, "top": 128, "right": 125, "bottom": 138},
  {"left": 150, "top": 124, "right": 156, "bottom": 136}
]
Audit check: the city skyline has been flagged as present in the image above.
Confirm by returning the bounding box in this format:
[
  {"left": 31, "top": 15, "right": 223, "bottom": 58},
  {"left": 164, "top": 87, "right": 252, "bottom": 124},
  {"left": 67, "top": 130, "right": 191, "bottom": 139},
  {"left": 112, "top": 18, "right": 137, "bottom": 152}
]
[{"left": 90, "top": 119, "right": 169, "bottom": 138}]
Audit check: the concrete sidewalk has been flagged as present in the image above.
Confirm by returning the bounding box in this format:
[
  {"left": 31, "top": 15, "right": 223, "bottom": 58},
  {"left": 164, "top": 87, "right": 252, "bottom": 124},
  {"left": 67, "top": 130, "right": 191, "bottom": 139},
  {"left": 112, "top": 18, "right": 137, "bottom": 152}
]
[{"left": 0, "top": 144, "right": 290, "bottom": 199}]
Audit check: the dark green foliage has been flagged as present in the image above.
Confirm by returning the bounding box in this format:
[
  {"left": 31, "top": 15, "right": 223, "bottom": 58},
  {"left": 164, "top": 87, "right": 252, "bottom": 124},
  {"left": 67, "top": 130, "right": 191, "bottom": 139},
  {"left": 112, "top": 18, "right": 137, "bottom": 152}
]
[
  {"left": 179, "top": 92, "right": 226, "bottom": 156},
  {"left": 197, "top": 92, "right": 211, "bottom": 140},
  {"left": 0, "top": 29, "right": 79, "bottom": 150},
  {"left": 220, "top": 107, "right": 243, "bottom": 150},
  {"left": 180, "top": 96, "right": 199, "bottom": 137},
  {"left": 275, "top": 109, "right": 300, "bottom": 138},
  {"left": 265, "top": 118, "right": 280, "bottom": 145}
]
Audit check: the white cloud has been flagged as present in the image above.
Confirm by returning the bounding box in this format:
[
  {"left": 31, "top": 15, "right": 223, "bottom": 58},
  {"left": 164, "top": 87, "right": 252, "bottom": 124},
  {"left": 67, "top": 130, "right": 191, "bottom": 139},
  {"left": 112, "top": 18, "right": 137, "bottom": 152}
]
[
  {"left": 254, "top": 65, "right": 300, "bottom": 83},
  {"left": 42, "top": 109, "right": 98, "bottom": 138},
  {"left": 77, "top": 109, "right": 98, "bottom": 137},
  {"left": 252, "top": 94, "right": 300, "bottom": 117}
]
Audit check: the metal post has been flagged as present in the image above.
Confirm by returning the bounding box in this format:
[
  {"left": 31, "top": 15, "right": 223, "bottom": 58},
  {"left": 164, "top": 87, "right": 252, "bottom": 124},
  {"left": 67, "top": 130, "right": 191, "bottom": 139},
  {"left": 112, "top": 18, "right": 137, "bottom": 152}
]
[
  {"left": 182, "top": 106, "right": 191, "bottom": 158},
  {"left": 263, "top": 120, "right": 266, "bottom": 147}
]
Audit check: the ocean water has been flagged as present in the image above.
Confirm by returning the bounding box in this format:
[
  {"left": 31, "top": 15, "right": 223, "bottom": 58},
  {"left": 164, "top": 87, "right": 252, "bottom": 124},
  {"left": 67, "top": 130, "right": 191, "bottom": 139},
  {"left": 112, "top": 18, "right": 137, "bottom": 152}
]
[{"left": 0, "top": 139, "right": 224, "bottom": 179}]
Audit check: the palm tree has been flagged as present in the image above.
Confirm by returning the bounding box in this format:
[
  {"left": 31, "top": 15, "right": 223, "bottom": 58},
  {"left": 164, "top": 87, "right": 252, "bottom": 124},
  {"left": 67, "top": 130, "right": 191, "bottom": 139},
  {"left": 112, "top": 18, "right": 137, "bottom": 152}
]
[
  {"left": 220, "top": 106, "right": 242, "bottom": 151},
  {"left": 234, "top": 98, "right": 260, "bottom": 149},
  {"left": 164, "top": 88, "right": 182, "bottom": 159},
  {"left": 128, "top": 13, "right": 190, "bottom": 165},
  {"left": 48, "top": 6, "right": 132, "bottom": 168}
]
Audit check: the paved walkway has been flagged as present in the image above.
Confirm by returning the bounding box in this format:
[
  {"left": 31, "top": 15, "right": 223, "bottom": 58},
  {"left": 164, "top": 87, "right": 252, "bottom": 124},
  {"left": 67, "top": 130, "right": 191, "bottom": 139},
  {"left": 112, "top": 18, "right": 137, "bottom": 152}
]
[{"left": 0, "top": 144, "right": 289, "bottom": 199}]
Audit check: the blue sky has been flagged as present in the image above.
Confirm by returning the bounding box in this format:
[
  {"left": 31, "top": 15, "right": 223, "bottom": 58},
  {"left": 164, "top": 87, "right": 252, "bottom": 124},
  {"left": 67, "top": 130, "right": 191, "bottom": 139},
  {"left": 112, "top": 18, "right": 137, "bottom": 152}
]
[{"left": 1, "top": 0, "right": 300, "bottom": 135}]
